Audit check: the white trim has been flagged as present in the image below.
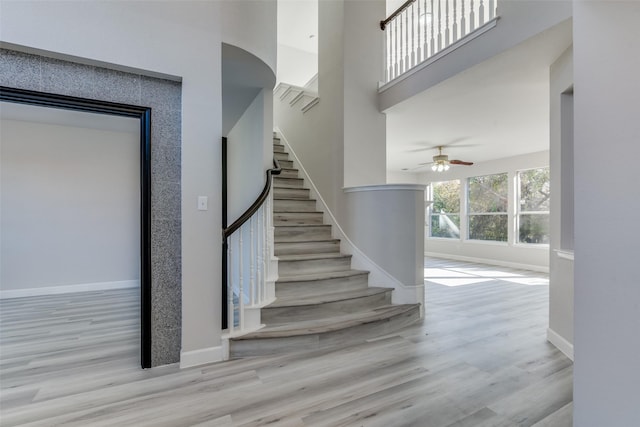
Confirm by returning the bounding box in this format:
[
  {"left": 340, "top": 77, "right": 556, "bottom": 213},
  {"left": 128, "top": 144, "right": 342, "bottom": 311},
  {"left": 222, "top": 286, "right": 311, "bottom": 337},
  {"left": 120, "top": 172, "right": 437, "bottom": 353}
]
[
  {"left": 0, "top": 280, "right": 139, "bottom": 299},
  {"left": 555, "top": 249, "right": 575, "bottom": 261},
  {"left": 547, "top": 328, "right": 574, "bottom": 361},
  {"left": 425, "top": 252, "right": 549, "bottom": 273},
  {"left": 343, "top": 184, "right": 426, "bottom": 193},
  {"left": 379, "top": 17, "right": 500, "bottom": 92},
  {"left": 275, "top": 128, "right": 425, "bottom": 314},
  {"left": 180, "top": 346, "right": 224, "bottom": 369},
  {"left": 303, "top": 73, "right": 318, "bottom": 89}
]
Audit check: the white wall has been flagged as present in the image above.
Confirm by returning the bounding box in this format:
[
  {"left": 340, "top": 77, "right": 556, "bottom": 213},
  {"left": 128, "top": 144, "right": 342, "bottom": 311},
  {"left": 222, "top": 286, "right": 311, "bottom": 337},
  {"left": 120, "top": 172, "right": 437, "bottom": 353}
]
[
  {"left": 387, "top": 171, "right": 421, "bottom": 184},
  {"left": 222, "top": 0, "right": 277, "bottom": 76},
  {"left": 277, "top": 44, "right": 318, "bottom": 87},
  {"left": 0, "top": 0, "right": 224, "bottom": 360},
  {"left": 573, "top": 2, "right": 640, "bottom": 425},
  {"left": 548, "top": 45, "right": 574, "bottom": 358},
  {"left": 421, "top": 151, "right": 550, "bottom": 271},
  {"left": 1, "top": 118, "right": 139, "bottom": 293},
  {"left": 227, "top": 91, "right": 271, "bottom": 223}
]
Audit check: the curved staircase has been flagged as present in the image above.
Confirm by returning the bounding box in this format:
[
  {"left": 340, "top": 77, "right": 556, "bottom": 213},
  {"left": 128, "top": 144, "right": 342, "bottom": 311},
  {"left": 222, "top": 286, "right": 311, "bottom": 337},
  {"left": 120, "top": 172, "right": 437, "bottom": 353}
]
[{"left": 229, "top": 138, "right": 421, "bottom": 358}]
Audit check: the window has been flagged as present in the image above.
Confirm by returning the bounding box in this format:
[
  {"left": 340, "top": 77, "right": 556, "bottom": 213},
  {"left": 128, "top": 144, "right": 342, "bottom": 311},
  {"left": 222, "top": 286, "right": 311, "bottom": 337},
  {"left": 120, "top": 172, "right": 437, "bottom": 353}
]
[
  {"left": 467, "top": 173, "right": 508, "bottom": 241},
  {"left": 430, "top": 180, "right": 460, "bottom": 238},
  {"left": 517, "top": 167, "right": 550, "bottom": 244}
]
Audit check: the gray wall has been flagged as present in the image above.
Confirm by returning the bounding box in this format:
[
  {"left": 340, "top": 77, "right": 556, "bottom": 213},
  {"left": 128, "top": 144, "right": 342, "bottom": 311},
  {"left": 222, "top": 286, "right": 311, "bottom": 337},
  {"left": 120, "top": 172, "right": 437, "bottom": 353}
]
[
  {"left": 1, "top": 116, "right": 139, "bottom": 291},
  {"left": 573, "top": 2, "right": 640, "bottom": 425},
  {"left": 0, "top": 49, "right": 182, "bottom": 367}
]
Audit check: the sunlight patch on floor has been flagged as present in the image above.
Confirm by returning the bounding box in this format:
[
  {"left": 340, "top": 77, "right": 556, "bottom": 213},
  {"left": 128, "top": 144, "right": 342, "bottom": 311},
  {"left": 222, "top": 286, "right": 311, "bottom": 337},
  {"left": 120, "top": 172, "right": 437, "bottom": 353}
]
[{"left": 424, "top": 264, "right": 549, "bottom": 287}]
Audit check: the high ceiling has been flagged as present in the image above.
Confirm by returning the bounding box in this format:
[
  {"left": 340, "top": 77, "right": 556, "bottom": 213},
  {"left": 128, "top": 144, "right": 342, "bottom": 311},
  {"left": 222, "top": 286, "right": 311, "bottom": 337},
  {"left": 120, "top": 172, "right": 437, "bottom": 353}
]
[
  {"left": 278, "top": 0, "right": 318, "bottom": 54},
  {"left": 385, "top": 19, "right": 572, "bottom": 173}
]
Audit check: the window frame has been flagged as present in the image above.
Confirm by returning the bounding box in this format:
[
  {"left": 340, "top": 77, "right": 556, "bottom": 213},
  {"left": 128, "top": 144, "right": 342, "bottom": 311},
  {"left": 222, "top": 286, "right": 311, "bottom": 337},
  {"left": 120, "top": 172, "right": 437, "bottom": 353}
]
[
  {"left": 466, "top": 172, "right": 509, "bottom": 242},
  {"left": 516, "top": 167, "right": 550, "bottom": 245}
]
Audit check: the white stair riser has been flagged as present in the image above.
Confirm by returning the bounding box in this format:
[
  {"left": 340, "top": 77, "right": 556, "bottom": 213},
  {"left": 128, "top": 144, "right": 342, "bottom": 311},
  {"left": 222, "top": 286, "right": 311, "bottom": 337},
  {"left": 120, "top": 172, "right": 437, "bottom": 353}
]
[
  {"left": 276, "top": 272, "right": 369, "bottom": 294},
  {"left": 274, "top": 212, "right": 324, "bottom": 225},
  {"left": 230, "top": 306, "right": 421, "bottom": 358},
  {"left": 273, "top": 188, "right": 310, "bottom": 199},
  {"left": 273, "top": 144, "right": 285, "bottom": 153},
  {"left": 261, "top": 292, "right": 392, "bottom": 324},
  {"left": 273, "top": 199, "right": 317, "bottom": 212},
  {"left": 273, "top": 178, "right": 304, "bottom": 188},
  {"left": 274, "top": 225, "right": 333, "bottom": 242},
  {"left": 278, "top": 256, "right": 352, "bottom": 276},
  {"left": 275, "top": 240, "right": 340, "bottom": 255},
  {"left": 278, "top": 160, "right": 294, "bottom": 168}
]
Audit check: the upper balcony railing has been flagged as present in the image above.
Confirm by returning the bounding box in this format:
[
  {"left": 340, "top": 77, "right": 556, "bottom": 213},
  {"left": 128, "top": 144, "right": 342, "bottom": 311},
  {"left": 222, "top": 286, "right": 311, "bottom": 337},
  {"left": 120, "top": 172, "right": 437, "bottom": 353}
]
[{"left": 381, "top": 0, "right": 498, "bottom": 84}]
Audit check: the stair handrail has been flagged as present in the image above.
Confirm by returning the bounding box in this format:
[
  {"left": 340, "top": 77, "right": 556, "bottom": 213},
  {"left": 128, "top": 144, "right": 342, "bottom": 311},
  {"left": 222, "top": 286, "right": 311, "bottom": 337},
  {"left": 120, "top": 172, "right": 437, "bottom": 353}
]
[
  {"left": 222, "top": 136, "right": 282, "bottom": 331},
  {"left": 223, "top": 158, "right": 282, "bottom": 239},
  {"left": 380, "top": 0, "right": 416, "bottom": 30}
]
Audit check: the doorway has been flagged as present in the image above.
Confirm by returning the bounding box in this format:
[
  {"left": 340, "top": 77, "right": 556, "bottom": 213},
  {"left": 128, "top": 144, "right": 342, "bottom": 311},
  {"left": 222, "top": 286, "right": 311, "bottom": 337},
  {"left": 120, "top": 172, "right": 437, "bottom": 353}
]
[{"left": 0, "top": 87, "right": 152, "bottom": 367}]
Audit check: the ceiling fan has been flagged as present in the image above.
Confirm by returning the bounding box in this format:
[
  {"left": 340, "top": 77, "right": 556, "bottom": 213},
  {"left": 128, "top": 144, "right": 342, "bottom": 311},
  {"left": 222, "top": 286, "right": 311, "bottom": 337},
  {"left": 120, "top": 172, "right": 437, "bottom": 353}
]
[{"left": 419, "top": 146, "right": 474, "bottom": 172}]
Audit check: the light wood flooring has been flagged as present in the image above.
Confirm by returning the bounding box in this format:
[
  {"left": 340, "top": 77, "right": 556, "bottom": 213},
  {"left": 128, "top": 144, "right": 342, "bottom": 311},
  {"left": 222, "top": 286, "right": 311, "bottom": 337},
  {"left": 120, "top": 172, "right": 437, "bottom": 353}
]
[{"left": 0, "top": 258, "right": 572, "bottom": 426}]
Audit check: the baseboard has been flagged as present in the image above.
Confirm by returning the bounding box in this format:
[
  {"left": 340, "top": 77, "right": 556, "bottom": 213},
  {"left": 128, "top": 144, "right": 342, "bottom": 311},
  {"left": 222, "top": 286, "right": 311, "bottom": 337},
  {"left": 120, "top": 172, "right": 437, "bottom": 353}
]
[
  {"left": 547, "top": 328, "right": 574, "bottom": 361},
  {"left": 0, "top": 280, "right": 139, "bottom": 300},
  {"left": 180, "top": 345, "right": 224, "bottom": 369},
  {"left": 425, "top": 252, "right": 549, "bottom": 273},
  {"left": 275, "top": 128, "right": 425, "bottom": 315}
]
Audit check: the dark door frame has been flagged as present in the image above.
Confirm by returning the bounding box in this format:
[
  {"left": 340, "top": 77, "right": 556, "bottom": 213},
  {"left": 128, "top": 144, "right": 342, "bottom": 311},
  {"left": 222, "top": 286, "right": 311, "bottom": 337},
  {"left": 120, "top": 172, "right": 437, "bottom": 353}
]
[{"left": 0, "top": 86, "right": 153, "bottom": 368}]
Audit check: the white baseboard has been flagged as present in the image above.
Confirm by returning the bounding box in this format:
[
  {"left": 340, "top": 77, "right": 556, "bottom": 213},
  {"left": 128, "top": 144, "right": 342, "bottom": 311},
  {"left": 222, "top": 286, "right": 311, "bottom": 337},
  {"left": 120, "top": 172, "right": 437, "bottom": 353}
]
[
  {"left": 425, "top": 252, "right": 549, "bottom": 273},
  {"left": 180, "top": 345, "right": 224, "bottom": 369},
  {"left": 0, "top": 280, "right": 139, "bottom": 300},
  {"left": 547, "top": 328, "right": 574, "bottom": 361},
  {"left": 275, "top": 128, "right": 425, "bottom": 315}
]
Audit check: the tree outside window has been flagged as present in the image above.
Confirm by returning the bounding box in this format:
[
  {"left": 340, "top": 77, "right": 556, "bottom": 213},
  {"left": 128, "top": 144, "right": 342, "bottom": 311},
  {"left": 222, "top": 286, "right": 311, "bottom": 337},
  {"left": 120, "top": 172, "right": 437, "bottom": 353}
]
[
  {"left": 430, "top": 180, "right": 460, "bottom": 238},
  {"left": 468, "top": 173, "right": 508, "bottom": 242},
  {"left": 518, "top": 168, "right": 550, "bottom": 244}
]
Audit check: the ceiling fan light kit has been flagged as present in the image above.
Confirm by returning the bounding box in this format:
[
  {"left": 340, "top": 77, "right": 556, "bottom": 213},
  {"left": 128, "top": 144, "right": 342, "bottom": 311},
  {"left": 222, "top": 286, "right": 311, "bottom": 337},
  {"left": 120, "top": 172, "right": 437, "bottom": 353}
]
[{"left": 428, "top": 146, "right": 473, "bottom": 172}]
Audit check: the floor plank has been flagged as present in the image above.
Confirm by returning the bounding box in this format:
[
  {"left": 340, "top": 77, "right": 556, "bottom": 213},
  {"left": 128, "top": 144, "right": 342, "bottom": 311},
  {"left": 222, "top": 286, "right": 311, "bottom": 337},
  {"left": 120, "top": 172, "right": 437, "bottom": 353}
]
[{"left": 0, "top": 258, "right": 572, "bottom": 426}]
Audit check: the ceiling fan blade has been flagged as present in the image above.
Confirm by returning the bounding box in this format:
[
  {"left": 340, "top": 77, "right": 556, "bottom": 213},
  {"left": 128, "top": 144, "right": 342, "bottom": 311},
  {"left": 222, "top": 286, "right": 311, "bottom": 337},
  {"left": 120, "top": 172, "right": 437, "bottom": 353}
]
[
  {"left": 418, "top": 161, "right": 434, "bottom": 166},
  {"left": 450, "top": 159, "right": 474, "bottom": 166}
]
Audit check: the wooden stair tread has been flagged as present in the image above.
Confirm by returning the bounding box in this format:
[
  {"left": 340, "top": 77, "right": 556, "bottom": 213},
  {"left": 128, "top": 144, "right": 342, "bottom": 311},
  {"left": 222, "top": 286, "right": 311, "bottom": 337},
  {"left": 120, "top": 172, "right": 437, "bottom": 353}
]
[
  {"left": 277, "top": 253, "right": 351, "bottom": 261},
  {"left": 233, "top": 305, "right": 418, "bottom": 339},
  {"left": 269, "top": 287, "right": 392, "bottom": 308},
  {"left": 277, "top": 269, "right": 368, "bottom": 283}
]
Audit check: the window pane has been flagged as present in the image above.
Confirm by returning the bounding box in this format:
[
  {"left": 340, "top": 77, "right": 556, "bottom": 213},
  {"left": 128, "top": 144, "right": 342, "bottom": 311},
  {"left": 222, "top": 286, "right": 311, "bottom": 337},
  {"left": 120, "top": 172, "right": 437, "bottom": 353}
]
[
  {"left": 432, "top": 180, "right": 460, "bottom": 213},
  {"left": 519, "top": 214, "right": 550, "bottom": 244},
  {"left": 431, "top": 214, "right": 460, "bottom": 238},
  {"left": 468, "top": 214, "right": 508, "bottom": 241},
  {"left": 519, "top": 168, "right": 550, "bottom": 212},
  {"left": 468, "top": 173, "right": 508, "bottom": 213}
]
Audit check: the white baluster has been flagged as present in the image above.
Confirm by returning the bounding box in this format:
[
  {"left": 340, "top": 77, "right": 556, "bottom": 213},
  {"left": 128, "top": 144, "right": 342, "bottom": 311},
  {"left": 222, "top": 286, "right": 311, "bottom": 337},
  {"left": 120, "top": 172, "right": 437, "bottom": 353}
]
[
  {"left": 250, "top": 216, "right": 255, "bottom": 306},
  {"left": 430, "top": 0, "right": 435, "bottom": 56},
  {"left": 470, "top": 0, "right": 475, "bottom": 31},
  {"left": 261, "top": 203, "right": 267, "bottom": 302},
  {"left": 384, "top": 23, "right": 389, "bottom": 82},
  {"left": 437, "top": 0, "right": 442, "bottom": 52},
  {"left": 445, "top": 0, "right": 450, "bottom": 48},
  {"left": 453, "top": 0, "right": 458, "bottom": 42},
  {"left": 489, "top": 0, "right": 495, "bottom": 20},
  {"left": 238, "top": 226, "right": 244, "bottom": 331},
  {"left": 479, "top": 0, "right": 485, "bottom": 26},
  {"left": 461, "top": 0, "right": 466, "bottom": 38},
  {"left": 395, "top": 19, "right": 400, "bottom": 77},
  {"left": 228, "top": 237, "right": 234, "bottom": 334}
]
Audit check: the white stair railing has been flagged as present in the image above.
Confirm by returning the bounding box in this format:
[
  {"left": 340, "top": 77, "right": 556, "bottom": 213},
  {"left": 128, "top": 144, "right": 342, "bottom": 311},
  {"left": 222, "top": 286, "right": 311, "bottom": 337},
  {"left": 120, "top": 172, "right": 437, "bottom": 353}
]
[
  {"left": 222, "top": 146, "right": 280, "bottom": 337},
  {"left": 381, "top": 0, "right": 498, "bottom": 84}
]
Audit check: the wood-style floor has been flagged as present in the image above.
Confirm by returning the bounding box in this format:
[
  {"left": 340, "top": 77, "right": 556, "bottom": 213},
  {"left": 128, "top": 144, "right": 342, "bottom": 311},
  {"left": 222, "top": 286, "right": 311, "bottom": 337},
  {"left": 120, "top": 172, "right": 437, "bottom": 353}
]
[{"left": 0, "top": 258, "right": 572, "bottom": 426}]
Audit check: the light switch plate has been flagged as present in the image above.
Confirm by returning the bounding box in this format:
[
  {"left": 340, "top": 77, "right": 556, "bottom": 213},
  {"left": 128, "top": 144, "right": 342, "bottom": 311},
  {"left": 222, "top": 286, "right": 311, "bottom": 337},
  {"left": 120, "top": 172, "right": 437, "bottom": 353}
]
[{"left": 198, "top": 196, "right": 208, "bottom": 211}]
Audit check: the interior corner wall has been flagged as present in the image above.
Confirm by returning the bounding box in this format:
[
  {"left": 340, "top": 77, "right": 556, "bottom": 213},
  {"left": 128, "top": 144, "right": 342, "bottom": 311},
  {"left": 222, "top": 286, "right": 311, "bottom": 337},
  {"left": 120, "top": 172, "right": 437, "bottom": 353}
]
[
  {"left": 548, "top": 45, "right": 574, "bottom": 352},
  {"left": 0, "top": 0, "right": 223, "bottom": 367},
  {"left": 573, "top": 2, "right": 640, "bottom": 425},
  {"left": 227, "top": 90, "right": 271, "bottom": 223},
  {"left": 1, "top": 118, "right": 139, "bottom": 292}
]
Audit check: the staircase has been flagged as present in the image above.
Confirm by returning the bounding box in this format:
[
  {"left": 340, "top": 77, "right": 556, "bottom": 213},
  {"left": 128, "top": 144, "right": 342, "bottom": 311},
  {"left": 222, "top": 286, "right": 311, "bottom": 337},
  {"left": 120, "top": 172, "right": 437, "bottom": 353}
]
[{"left": 229, "top": 137, "right": 421, "bottom": 358}]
